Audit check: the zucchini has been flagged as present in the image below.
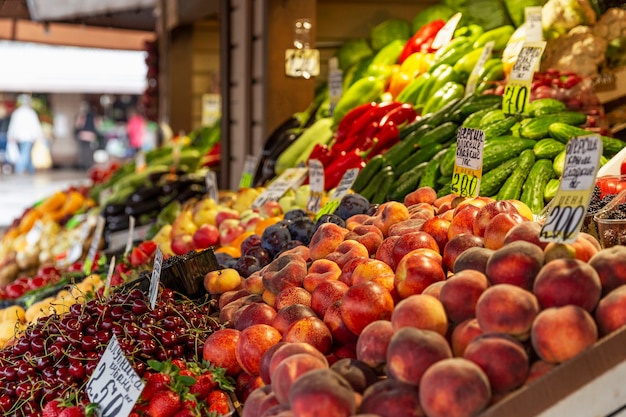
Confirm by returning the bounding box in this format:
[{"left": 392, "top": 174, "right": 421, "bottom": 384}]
[
  {"left": 548, "top": 122, "right": 626, "bottom": 157},
  {"left": 388, "top": 162, "right": 428, "bottom": 202},
  {"left": 480, "top": 157, "right": 520, "bottom": 197},
  {"left": 419, "top": 149, "right": 447, "bottom": 189},
  {"left": 533, "top": 138, "right": 566, "bottom": 160},
  {"left": 482, "top": 116, "right": 519, "bottom": 139},
  {"left": 482, "top": 138, "right": 536, "bottom": 172},
  {"left": 497, "top": 149, "right": 536, "bottom": 201},
  {"left": 352, "top": 155, "right": 384, "bottom": 193},
  {"left": 417, "top": 122, "right": 459, "bottom": 148},
  {"left": 520, "top": 159, "right": 555, "bottom": 214},
  {"left": 395, "top": 143, "right": 444, "bottom": 176},
  {"left": 439, "top": 144, "right": 458, "bottom": 177},
  {"left": 520, "top": 112, "right": 588, "bottom": 140},
  {"left": 527, "top": 98, "right": 567, "bottom": 117}
]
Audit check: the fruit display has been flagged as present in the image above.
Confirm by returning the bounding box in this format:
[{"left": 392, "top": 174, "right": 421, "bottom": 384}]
[{"left": 1, "top": 2, "right": 626, "bottom": 417}]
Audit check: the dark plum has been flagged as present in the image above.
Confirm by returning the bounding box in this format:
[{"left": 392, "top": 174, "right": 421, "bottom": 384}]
[
  {"left": 235, "top": 255, "right": 263, "bottom": 278},
  {"left": 241, "top": 234, "right": 262, "bottom": 255},
  {"left": 278, "top": 240, "right": 303, "bottom": 255},
  {"left": 215, "top": 252, "right": 235, "bottom": 269},
  {"left": 243, "top": 245, "right": 272, "bottom": 266},
  {"left": 283, "top": 209, "right": 309, "bottom": 221},
  {"left": 261, "top": 223, "right": 292, "bottom": 257},
  {"left": 367, "top": 204, "right": 380, "bottom": 216},
  {"left": 314, "top": 214, "right": 346, "bottom": 232},
  {"left": 334, "top": 193, "right": 370, "bottom": 220},
  {"left": 288, "top": 216, "right": 316, "bottom": 245}
]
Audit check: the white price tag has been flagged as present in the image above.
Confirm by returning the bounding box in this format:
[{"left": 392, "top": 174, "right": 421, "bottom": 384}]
[
  {"left": 451, "top": 128, "right": 485, "bottom": 198},
  {"left": 285, "top": 49, "right": 321, "bottom": 79},
  {"left": 315, "top": 168, "right": 360, "bottom": 220},
  {"left": 85, "top": 335, "right": 144, "bottom": 417},
  {"left": 25, "top": 220, "right": 44, "bottom": 248},
  {"left": 202, "top": 93, "right": 221, "bottom": 126},
  {"left": 509, "top": 42, "right": 546, "bottom": 81},
  {"left": 239, "top": 154, "right": 259, "bottom": 190},
  {"left": 205, "top": 170, "right": 219, "bottom": 201},
  {"left": 135, "top": 151, "right": 146, "bottom": 173},
  {"left": 252, "top": 167, "right": 308, "bottom": 209},
  {"left": 104, "top": 256, "right": 116, "bottom": 299},
  {"left": 307, "top": 159, "right": 324, "bottom": 213},
  {"left": 124, "top": 216, "right": 136, "bottom": 255},
  {"left": 83, "top": 216, "right": 105, "bottom": 275},
  {"left": 431, "top": 12, "right": 463, "bottom": 50},
  {"left": 465, "top": 41, "right": 495, "bottom": 96},
  {"left": 149, "top": 247, "right": 163, "bottom": 309},
  {"left": 328, "top": 57, "right": 343, "bottom": 116},
  {"left": 540, "top": 135, "right": 603, "bottom": 243},
  {"left": 525, "top": 6, "right": 544, "bottom": 42}
]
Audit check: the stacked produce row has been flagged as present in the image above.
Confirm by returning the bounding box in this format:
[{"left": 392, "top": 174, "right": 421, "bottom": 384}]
[{"left": 1, "top": 1, "right": 626, "bottom": 416}]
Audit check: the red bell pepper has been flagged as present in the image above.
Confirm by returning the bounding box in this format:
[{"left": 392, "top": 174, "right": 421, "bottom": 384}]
[
  {"left": 365, "top": 121, "right": 400, "bottom": 159},
  {"left": 377, "top": 103, "right": 418, "bottom": 128},
  {"left": 334, "top": 102, "right": 377, "bottom": 145},
  {"left": 398, "top": 20, "right": 446, "bottom": 64},
  {"left": 324, "top": 149, "right": 366, "bottom": 190},
  {"left": 308, "top": 143, "right": 334, "bottom": 167}
]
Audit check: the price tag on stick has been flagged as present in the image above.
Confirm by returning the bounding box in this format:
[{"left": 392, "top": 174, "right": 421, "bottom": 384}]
[
  {"left": 149, "top": 247, "right": 163, "bottom": 309},
  {"left": 525, "top": 6, "right": 544, "bottom": 42},
  {"left": 431, "top": 12, "right": 463, "bottom": 50},
  {"left": 251, "top": 167, "right": 308, "bottom": 209},
  {"left": 465, "top": 41, "right": 495, "bottom": 96},
  {"left": 307, "top": 159, "right": 324, "bottom": 213},
  {"left": 124, "top": 216, "right": 136, "bottom": 255},
  {"left": 205, "top": 170, "right": 219, "bottom": 201},
  {"left": 83, "top": 216, "right": 105, "bottom": 275},
  {"left": 503, "top": 41, "right": 546, "bottom": 115},
  {"left": 239, "top": 155, "right": 258, "bottom": 190},
  {"left": 86, "top": 335, "right": 144, "bottom": 417},
  {"left": 451, "top": 127, "right": 485, "bottom": 198},
  {"left": 539, "top": 135, "right": 602, "bottom": 243},
  {"left": 103, "top": 256, "right": 116, "bottom": 300},
  {"left": 315, "top": 168, "right": 360, "bottom": 220}
]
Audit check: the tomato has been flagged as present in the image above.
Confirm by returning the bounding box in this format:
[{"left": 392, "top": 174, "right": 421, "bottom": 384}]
[{"left": 620, "top": 158, "right": 626, "bottom": 176}]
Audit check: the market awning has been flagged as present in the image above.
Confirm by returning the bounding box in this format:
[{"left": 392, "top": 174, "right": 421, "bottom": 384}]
[{"left": 0, "top": 41, "right": 147, "bottom": 94}]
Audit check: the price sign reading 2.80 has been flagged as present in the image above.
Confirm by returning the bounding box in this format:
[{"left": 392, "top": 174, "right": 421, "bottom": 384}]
[{"left": 451, "top": 127, "right": 485, "bottom": 198}]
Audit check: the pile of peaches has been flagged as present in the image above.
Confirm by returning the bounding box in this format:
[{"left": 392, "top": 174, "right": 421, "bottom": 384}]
[{"left": 198, "top": 187, "right": 626, "bottom": 417}]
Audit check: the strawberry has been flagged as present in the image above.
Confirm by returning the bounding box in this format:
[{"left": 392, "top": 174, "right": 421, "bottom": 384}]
[
  {"left": 58, "top": 406, "right": 85, "bottom": 417},
  {"left": 171, "top": 359, "right": 187, "bottom": 370},
  {"left": 179, "top": 369, "right": 195, "bottom": 377},
  {"left": 206, "top": 390, "right": 230, "bottom": 415},
  {"left": 129, "top": 247, "right": 150, "bottom": 267},
  {"left": 138, "top": 240, "right": 158, "bottom": 256},
  {"left": 43, "top": 400, "right": 62, "bottom": 417},
  {"left": 148, "top": 389, "right": 182, "bottom": 417},
  {"left": 173, "top": 410, "right": 196, "bottom": 417},
  {"left": 142, "top": 373, "right": 172, "bottom": 401},
  {"left": 190, "top": 373, "right": 217, "bottom": 399}
]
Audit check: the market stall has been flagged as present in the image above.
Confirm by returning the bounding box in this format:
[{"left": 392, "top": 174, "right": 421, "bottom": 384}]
[{"left": 1, "top": 0, "right": 626, "bottom": 416}]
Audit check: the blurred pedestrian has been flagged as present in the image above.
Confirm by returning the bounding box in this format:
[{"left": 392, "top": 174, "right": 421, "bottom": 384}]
[
  {"left": 74, "top": 101, "right": 99, "bottom": 170},
  {"left": 126, "top": 107, "right": 146, "bottom": 155},
  {"left": 0, "top": 101, "right": 10, "bottom": 169},
  {"left": 6, "top": 94, "right": 45, "bottom": 174}
]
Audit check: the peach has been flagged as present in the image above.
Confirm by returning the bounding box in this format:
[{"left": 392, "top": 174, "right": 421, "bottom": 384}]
[
  {"left": 375, "top": 235, "right": 401, "bottom": 270},
  {"left": 330, "top": 358, "right": 378, "bottom": 393},
  {"left": 219, "top": 289, "right": 252, "bottom": 310},
  {"left": 525, "top": 359, "right": 557, "bottom": 386},
  {"left": 332, "top": 342, "right": 357, "bottom": 362},
  {"left": 344, "top": 224, "right": 384, "bottom": 256},
  {"left": 440, "top": 269, "right": 489, "bottom": 324},
  {"left": 288, "top": 369, "right": 356, "bottom": 417},
  {"left": 204, "top": 267, "right": 243, "bottom": 295},
  {"left": 359, "top": 379, "right": 422, "bottom": 417},
  {"left": 303, "top": 259, "right": 342, "bottom": 292},
  {"left": 323, "top": 301, "right": 359, "bottom": 346},
  {"left": 271, "top": 353, "right": 329, "bottom": 404},
  {"left": 325, "top": 240, "right": 370, "bottom": 270},
  {"left": 311, "top": 280, "right": 349, "bottom": 318},
  {"left": 282, "top": 316, "right": 333, "bottom": 354},
  {"left": 262, "top": 253, "right": 308, "bottom": 295},
  {"left": 340, "top": 281, "right": 394, "bottom": 335},
  {"left": 351, "top": 259, "right": 396, "bottom": 293},
  {"left": 570, "top": 234, "right": 599, "bottom": 262},
  {"left": 419, "top": 358, "right": 491, "bottom": 417},
  {"left": 453, "top": 196, "right": 493, "bottom": 215},
  {"left": 234, "top": 302, "right": 277, "bottom": 331},
  {"left": 475, "top": 284, "right": 539, "bottom": 340},
  {"left": 272, "top": 304, "right": 317, "bottom": 335},
  {"left": 339, "top": 257, "right": 372, "bottom": 287},
  {"left": 502, "top": 221, "right": 549, "bottom": 250},
  {"left": 345, "top": 214, "right": 371, "bottom": 230},
  {"left": 407, "top": 202, "right": 436, "bottom": 219},
  {"left": 579, "top": 231, "right": 602, "bottom": 251},
  {"left": 263, "top": 290, "right": 276, "bottom": 307},
  {"left": 242, "top": 385, "right": 277, "bottom": 417},
  {"left": 448, "top": 204, "right": 481, "bottom": 239},
  {"left": 472, "top": 200, "right": 520, "bottom": 237},
  {"left": 309, "top": 222, "right": 349, "bottom": 260},
  {"left": 236, "top": 324, "right": 282, "bottom": 375},
  {"left": 531, "top": 305, "right": 598, "bottom": 364},
  {"left": 370, "top": 201, "right": 410, "bottom": 236},
  {"left": 442, "top": 233, "right": 485, "bottom": 273},
  {"left": 533, "top": 258, "right": 601, "bottom": 311},
  {"left": 589, "top": 246, "right": 626, "bottom": 295},
  {"left": 259, "top": 341, "right": 287, "bottom": 384},
  {"left": 450, "top": 318, "right": 483, "bottom": 357},
  {"left": 420, "top": 216, "right": 451, "bottom": 253},
  {"left": 422, "top": 280, "right": 446, "bottom": 300},
  {"left": 203, "top": 328, "right": 242, "bottom": 376},
  {"left": 278, "top": 244, "right": 311, "bottom": 262},
  {"left": 452, "top": 246, "right": 494, "bottom": 274},
  {"left": 220, "top": 294, "right": 263, "bottom": 324},
  {"left": 483, "top": 212, "right": 527, "bottom": 250},
  {"left": 386, "top": 327, "right": 452, "bottom": 386},
  {"left": 244, "top": 273, "right": 266, "bottom": 295},
  {"left": 391, "top": 231, "right": 440, "bottom": 266},
  {"left": 260, "top": 405, "right": 292, "bottom": 417},
  {"left": 236, "top": 373, "right": 264, "bottom": 403},
  {"left": 543, "top": 242, "right": 576, "bottom": 263},
  {"left": 394, "top": 250, "right": 446, "bottom": 299},
  {"left": 463, "top": 333, "right": 529, "bottom": 394},
  {"left": 595, "top": 285, "right": 626, "bottom": 335},
  {"left": 387, "top": 218, "right": 427, "bottom": 236},
  {"left": 404, "top": 186, "right": 438, "bottom": 206},
  {"left": 268, "top": 342, "right": 329, "bottom": 380},
  {"left": 274, "top": 286, "right": 312, "bottom": 310},
  {"left": 485, "top": 240, "right": 544, "bottom": 290},
  {"left": 391, "top": 294, "right": 448, "bottom": 336},
  {"left": 433, "top": 193, "right": 456, "bottom": 209},
  {"left": 355, "top": 319, "right": 394, "bottom": 370}
]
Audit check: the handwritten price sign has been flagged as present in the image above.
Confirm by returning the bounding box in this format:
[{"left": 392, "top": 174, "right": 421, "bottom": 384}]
[
  {"left": 503, "top": 41, "right": 545, "bottom": 115},
  {"left": 315, "top": 168, "right": 359, "bottom": 220},
  {"left": 451, "top": 127, "right": 485, "bottom": 198},
  {"left": 539, "top": 135, "right": 602, "bottom": 243}
]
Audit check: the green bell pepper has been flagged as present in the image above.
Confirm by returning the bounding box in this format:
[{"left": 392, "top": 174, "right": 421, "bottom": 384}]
[
  {"left": 366, "top": 39, "right": 405, "bottom": 80},
  {"left": 396, "top": 72, "right": 431, "bottom": 104},
  {"left": 472, "top": 25, "right": 515, "bottom": 51},
  {"left": 332, "top": 76, "right": 386, "bottom": 127},
  {"left": 453, "top": 48, "right": 485, "bottom": 83},
  {"left": 416, "top": 64, "right": 459, "bottom": 107},
  {"left": 421, "top": 81, "right": 465, "bottom": 115}
]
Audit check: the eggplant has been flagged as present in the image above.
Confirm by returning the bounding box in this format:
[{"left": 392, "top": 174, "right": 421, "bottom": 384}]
[
  {"left": 253, "top": 129, "right": 302, "bottom": 186},
  {"left": 125, "top": 199, "right": 163, "bottom": 217},
  {"left": 129, "top": 184, "right": 165, "bottom": 204},
  {"left": 103, "top": 203, "right": 125, "bottom": 217},
  {"left": 175, "top": 183, "right": 207, "bottom": 203}
]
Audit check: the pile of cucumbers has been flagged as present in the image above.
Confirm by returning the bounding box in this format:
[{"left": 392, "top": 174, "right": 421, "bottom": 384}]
[{"left": 353, "top": 95, "right": 626, "bottom": 214}]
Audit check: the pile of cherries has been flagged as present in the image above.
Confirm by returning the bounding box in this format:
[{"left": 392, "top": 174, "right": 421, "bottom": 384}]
[{"left": 0, "top": 286, "right": 219, "bottom": 416}]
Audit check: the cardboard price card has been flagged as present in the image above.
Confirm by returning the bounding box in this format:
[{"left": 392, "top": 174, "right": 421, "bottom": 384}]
[
  {"left": 524, "top": 6, "right": 544, "bottom": 42},
  {"left": 503, "top": 41, "right": 546, "bottom": 115},
  {"left": 315, "top": 168, "right": 359, "bottom": 220},
  {"left": 205, "top": 170, "right": 219, "bottom": 202},
  {"left": 539, "top": 135, "right": 603, "bottom": 243},
  {"left": 451, "top": 127, "right": 485, "bottom": 198},
  {"left": 83, "top": 216, "right": 105, "bottom": 275},
  {"left": 285, "top": 49, "right": 320, "bottom": 78},
  {"left": 328, "top": 57, "right": 343, "bottom": 116},
  {"left": 306, "top": 159, "right": 324, "bottom": 213},
  {"left": 239, "top": 154, "right": 259, "bottom": 190},
  {"left": 465, "top": 41, "right": 495, "bottom": 96},
  {"left": 149, "top": 247, "right": 163, "bottom": 309},
  {"left": 86, "top": 335, "right": 144, "bottom": 417},
  {"left": 252, "top": 167, "right": 308, "bottom": 209}
]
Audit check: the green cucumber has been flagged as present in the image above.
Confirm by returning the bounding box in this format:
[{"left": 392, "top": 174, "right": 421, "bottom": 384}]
[
  {"left": 527, "top": 98, "right": 567, "bottom": 117},
  {"left": 417, "top": 122, "right": 459, "bottom": 148},
  {"left": 478, "top": 109, "right": 506, "bottom": 128},
  {"left": 462, "top": 106, "right": 499, "bottom": 129},
  {"left": 520, "top": 112, "right": 588, "bottom": 140},
  {"left": 482, "top": 138, "right": 536, "bottom": 172},
  {"left": 388, "top": 162, "right": 429, "bottom": 202},
  {"left": 371, "top": 167, "right": 395, "bottom": 204},
  {"left": 395, "top": 143, "right": 445, "bottom": 176},
  {"left": 479, "top": 157, "right": 520, "bottom": 197},
  {"left": 497, "top": 149, "right": 536, "bottom": 201},
  {"left": 352, "top": 155, "right": 384, "bottom": 193},
  {"left": 419, "top": 149, "right": 447, "bottom": 189},
  {"left": 482, "top": 116, "right": 519, "bottom": 139},
  {"left": 544, "top": 178, "right": 560, "bottom": 203},
  {"left": 384, "top": 124, "right": 432, "bottom": 168},
  {"left": 520, "top": 159, "right": 555, "bottom": 214},
  {"left": 439, "top": 144, "right": 458, "bottom": 177},
  {"left": 548, "top": 122, "right": 626, "bottom": 157},
  {"left": 533, "top": 138, "right": 566, "bottom": 160}
]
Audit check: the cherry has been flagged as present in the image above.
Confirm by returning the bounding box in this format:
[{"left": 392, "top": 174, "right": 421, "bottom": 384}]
[
  {"left": 121, "top": 311, "right": 136, "bottom": 323},
  {"left": 161, "top": 330, "right": 177, "bottom": 347},
  {"left": 131, "top": 299, "right": 149, "bottom": 315},
  {"left": 17, "top": 361, "right": 35, "bottom": 378},
  {"left": 34, "top": 355, "right": 52, "bottom": 371},
  {"left": 139, "top": 339, "right": 158, "bottom": 356},
  {"left": 68, "top": 361, "right": 86, "bottom": 380},
  {"left": 12, "top": 336, "right": 31, "bottom": 355},
  {"left": 95, "top": 330, "right": 111, "bottom": 344},
  {"left": 100, "top": 317, "right": 114, "bottom": 331},
  {"left": 162, "top": 315, "right": 182, "bottom": 331},
  {"left": 81, "top": 335, "right": 98, "bottom": 352},
  {"left": 111, "top": 323, "right": 125, "bottom": 337},
  {"left": 133, "top": 361, "right": 147, "bottom": 377},
  {"left": 1, "top": 365, "right": 17, "bottom": 381},
  {"left": 0, "top": 394, "right": 13, "bottom": 412},
  {"left": 110, "top": 305, "right": 126, "bottom": 320},
  {"left": 41, "top": 366, "right": 56, "bottom": 381},
  {"left": 30, "top": 337, "right": 46, "bottom": 354}
]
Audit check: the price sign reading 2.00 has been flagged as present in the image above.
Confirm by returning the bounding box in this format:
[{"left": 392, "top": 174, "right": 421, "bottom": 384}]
[
  {"left": 503, "top": 41, "right": 546, "bottom": 115},
  {"left": 451, "top": 127, "right": 485, "bottom": 198}
]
